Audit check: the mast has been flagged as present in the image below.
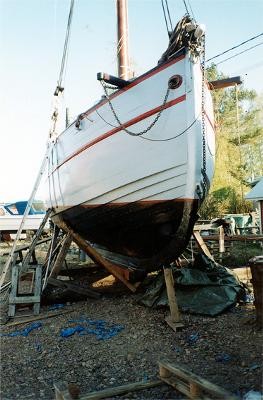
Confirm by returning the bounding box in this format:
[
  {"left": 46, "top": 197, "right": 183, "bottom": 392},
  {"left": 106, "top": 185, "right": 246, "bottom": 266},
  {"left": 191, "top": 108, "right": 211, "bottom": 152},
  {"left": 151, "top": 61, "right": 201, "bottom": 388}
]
[{"left": 116, "top": 0, "right": 130, "bottom": 80}]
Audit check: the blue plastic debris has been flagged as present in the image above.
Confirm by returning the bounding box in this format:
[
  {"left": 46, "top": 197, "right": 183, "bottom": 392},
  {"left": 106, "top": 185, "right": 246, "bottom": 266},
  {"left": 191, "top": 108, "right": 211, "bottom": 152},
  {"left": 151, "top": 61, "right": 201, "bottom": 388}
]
[
  {"left": 0, "top": 322, "right": 42, "bottom": 337},
  {"left": 215, "top": 353, "right": 232, "bottom": 363},
  {"left": 187, "top": 333, "right": 199, "bottom": 344},
  {"left": 244, "top": 293, "right": 254, "bottom": 303},
  {"left": 243, "top": 390, "right": 262, "bottom": 400},
  {"left": 48, "top": 303, "right": 65, "bottom": 311},
  {"left": 60, "top": 325, "right": 85, "bottom": 338},
  {"left": 61, "top": 317, "right": 124, "bottom": 340},
  {"left": 35, "top": 341, "right": 42, "bottom": 352}
]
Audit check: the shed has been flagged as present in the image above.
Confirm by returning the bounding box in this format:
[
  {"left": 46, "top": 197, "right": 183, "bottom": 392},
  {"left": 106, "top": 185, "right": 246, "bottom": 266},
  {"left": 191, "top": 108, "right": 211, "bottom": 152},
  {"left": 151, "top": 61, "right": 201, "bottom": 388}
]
[{"left": 245, "top": 177, "right": 263, "bottom": 233}]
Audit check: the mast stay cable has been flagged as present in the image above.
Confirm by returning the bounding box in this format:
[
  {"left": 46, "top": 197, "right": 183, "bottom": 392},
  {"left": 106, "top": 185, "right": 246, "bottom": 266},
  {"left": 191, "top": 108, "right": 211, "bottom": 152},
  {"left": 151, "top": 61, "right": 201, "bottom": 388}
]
[{"left": 0, "top": 0, "right": 75, "bottom": 291}]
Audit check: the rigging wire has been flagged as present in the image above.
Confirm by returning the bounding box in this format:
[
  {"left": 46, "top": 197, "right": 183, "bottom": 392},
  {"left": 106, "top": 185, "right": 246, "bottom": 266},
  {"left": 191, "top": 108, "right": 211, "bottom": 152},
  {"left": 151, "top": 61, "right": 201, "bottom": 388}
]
[
  {"left": 165, "top": 0, "right": 173, "bottom": 31},
  {"left": 161, "top": 0, "right": 171, "bottom": 36},
  {"left": 214, "top": 41, "right": 263, "bottom": 66},
  {"left": 182, "top": 0, "right": 190, "bottom": 15},
  {"left": 187, "top": 0, "right": 195, "bottom": 21},
  {"left": 57, "top": 0, "right": 74, "bottom": 90},
  {"left": 206, "top": 32, "right": 263, "bottom": 62}
]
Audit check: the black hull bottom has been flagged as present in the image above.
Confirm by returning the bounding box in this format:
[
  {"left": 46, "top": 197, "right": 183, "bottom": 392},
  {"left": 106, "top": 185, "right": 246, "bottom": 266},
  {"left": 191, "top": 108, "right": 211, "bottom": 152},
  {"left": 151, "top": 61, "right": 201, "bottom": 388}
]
[{"left": 52, "top": 199, "right": 199, "bottom": 272}]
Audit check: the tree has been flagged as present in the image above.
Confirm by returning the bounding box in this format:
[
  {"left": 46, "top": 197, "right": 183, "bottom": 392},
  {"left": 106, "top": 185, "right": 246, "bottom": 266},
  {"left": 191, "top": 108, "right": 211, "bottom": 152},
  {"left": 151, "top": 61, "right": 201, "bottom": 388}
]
[{"left": 199, "top": 64, "right": 263, "bottom": 219}]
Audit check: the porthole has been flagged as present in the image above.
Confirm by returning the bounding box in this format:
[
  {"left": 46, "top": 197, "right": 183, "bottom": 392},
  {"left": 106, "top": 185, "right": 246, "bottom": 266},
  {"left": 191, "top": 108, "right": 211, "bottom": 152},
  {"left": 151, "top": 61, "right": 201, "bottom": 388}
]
[{"left": 168, "top": 75, "right": 183, "bottom": 89}]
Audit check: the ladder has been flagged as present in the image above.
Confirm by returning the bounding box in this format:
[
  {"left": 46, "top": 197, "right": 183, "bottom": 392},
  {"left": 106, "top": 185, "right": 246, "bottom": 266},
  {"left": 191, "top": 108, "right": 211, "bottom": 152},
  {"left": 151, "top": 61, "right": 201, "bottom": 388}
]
[{"left": 0, "top": 142, "right": 53, "bottom": 290}]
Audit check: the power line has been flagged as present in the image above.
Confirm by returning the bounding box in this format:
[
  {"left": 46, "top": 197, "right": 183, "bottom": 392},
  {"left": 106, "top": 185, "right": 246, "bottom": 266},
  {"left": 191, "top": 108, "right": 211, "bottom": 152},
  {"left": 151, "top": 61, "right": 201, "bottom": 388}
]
[
  {"left": 214, "top": 42, "right": 263, "bottom": 66},
  {"left": 206, "top": 32, "right": 263, "bottom": 62}
]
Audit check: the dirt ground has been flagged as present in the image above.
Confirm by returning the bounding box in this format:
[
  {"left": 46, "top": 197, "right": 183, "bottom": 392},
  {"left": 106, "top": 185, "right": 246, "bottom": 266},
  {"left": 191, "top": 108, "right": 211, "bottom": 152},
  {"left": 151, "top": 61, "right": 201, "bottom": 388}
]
[{"left": 0, "top": 242, "right": 262, "bottom": 400}]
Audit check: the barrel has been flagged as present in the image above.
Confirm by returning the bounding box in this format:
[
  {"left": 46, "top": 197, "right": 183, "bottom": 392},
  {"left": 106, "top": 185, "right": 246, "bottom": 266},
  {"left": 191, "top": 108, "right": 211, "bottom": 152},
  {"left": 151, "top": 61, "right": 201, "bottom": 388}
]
[{"left": 249, "top": 256, "right": 263, "bottom": 329}]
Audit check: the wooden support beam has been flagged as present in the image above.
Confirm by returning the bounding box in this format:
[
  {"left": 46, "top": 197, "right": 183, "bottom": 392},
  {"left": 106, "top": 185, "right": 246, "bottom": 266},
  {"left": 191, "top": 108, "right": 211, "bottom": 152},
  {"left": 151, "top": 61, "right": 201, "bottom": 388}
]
[
  {"left": 49, "top": 233, "right": 72, "bottom": 278},
  {"left": 54, "top": 380, "right": 163, "bottom": 400},
  {"left": 192, "top": 231, "right": 214, "bottom": 260},
  {"left": 159, "top": 360, "right": 237, "bottom": 400},
  {"left": 163, "top": 266, "right": 184, "bottom": 332},
  {"left": 52, "top": 216, "right": 137, "bottom": 293},
  {"left": 5, "top": 308, "right": 77, "bottom": 327},
  {"left": 47, "top": 277, "right": 100, "bottom": 299}
]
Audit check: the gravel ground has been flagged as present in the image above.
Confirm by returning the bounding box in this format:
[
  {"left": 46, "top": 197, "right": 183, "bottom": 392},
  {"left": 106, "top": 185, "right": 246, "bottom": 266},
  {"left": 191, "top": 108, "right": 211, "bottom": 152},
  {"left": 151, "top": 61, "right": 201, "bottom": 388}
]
[
  {"left": 0, "top": 242, "right": 262, "bottom": 399},
  {"left": 0, "top": 288, "right": 262, "bottom": 400}
]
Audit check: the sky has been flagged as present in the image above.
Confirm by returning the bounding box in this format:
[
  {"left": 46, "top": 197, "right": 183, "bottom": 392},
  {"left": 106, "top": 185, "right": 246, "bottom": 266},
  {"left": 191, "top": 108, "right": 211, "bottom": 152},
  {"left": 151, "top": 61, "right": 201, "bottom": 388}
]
[{"left": 0, "top": 0, "right": 263, "bottom": 203}]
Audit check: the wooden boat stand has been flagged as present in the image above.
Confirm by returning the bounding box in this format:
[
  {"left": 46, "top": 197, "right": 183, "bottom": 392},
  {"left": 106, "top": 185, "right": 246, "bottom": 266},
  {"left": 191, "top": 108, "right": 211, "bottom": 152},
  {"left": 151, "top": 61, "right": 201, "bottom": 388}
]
[
  {"left": 1, "top": 211, "right": 214, "bottom": 322},
  {"left": 54, "top": 359, "right": 236, "bottom": 400}
]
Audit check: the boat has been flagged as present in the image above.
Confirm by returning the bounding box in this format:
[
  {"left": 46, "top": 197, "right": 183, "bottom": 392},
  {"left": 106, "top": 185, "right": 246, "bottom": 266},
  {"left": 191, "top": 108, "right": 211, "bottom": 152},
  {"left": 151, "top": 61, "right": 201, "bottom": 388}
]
[
  {"left": 48, "top": 2, "right": 215, "bottom": 272},
  {"left": 0, "top": 201, "right": 46, "bottom": 240}
]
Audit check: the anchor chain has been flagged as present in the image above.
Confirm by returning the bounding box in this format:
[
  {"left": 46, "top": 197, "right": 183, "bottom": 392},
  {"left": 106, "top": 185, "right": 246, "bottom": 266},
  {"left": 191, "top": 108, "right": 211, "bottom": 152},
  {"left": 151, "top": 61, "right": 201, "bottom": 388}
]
[
  {"left": 100, "top": 80, "right": 170, "bottom": 137},
  {"left": 200, "top": 35, "right": 209, "bottom": 199}
]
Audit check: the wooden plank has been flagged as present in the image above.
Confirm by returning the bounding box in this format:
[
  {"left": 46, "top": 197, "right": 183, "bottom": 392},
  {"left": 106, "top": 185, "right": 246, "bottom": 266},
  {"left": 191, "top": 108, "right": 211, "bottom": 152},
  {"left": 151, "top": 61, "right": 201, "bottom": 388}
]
[
  {"left": 33, "top": 265, "right": 42, "bottom": 315},
  {"left": 79, "top": 380, "right": 163, "bottom": 400},
  {"left": 53, "top": 216, "right": 137, "bottom": 293},
  {"left": 160, "top": 376, "right": 190, "bottom": 398},
  {"left": 202, "top": 235, "right": 263, "bottom": 241},
  {"left": 49, "top": 233, "right": 72, "bottom": 278},
  {"left": 9, "top": 295, "right": 41, "bottom": 304},
  {"left": 4, "top": 308, "right": 77, "bottom": 327},
  {"left": 54, "top": 381, "right": 73, "bottom": 400},
  {"left": 159, "top": 361, "right": 236, "bottom": 399},
  {"left": 47, "top": 277, "right": 100, "bottom": 299},
  {"left": 208, "top": 76, "right": 242, "bottom": 90},
  {"left": 8, "top": 264, "right": 19, "bottom": 317},
  {"left": 192, "top": 231, "right": 214, "bottom": 260},
  {"left": 21, "top": 209, "right": 52, "bottom": 270},
  {"left": 163, "top": 266, "right": 183, "bottom": 331}
]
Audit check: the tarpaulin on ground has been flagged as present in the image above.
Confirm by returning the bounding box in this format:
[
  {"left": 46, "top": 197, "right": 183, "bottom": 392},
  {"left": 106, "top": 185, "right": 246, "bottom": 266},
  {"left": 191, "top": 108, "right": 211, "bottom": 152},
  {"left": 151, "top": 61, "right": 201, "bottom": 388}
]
[{"left": 138, "top": 254, "right": 246, "bottom": 316}]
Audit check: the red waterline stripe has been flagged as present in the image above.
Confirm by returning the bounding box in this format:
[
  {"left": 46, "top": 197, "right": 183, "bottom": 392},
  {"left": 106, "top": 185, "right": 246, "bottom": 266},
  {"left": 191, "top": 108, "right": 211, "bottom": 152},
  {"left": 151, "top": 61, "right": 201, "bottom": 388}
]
[
  {"left": 53, "top": 94, "right": 186, "bottom": 173},
  {"left": 79, "top": 54, "right": 185, "bottom": 120}
]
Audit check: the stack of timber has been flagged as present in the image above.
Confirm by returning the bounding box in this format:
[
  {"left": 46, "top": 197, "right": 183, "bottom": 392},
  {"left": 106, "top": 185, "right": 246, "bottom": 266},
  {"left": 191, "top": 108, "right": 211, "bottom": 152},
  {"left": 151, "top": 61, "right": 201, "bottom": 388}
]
[{"left": 53, "top": 360, "right": 237, "bottom": 400}]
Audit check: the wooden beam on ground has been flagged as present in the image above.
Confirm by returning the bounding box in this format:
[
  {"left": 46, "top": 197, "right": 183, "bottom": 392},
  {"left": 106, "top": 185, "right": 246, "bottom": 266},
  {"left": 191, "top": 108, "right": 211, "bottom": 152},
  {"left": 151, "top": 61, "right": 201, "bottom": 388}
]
[
  {"left": 3, "top": 308, "right": 77, "bottom": 328},
  {"left": 163, "top": 266, "right": 184, "bottom": 332},
  {"left": 202, "top": 234, "right": 263, "bottom": 242},
  {"left": 54, "top": 379, "right": 163, "bottom": 400},
  {"left": 49, "top": 233, "right": 72, "bottom": 278},
  {"left": 159, "top": 360, "right": 237, "bottom": 400},
  {"left": 52, "top": 216, "right": 137, "bottom": 293},
  {"left": 47, "top": 277, "right": 100, "bottom": 299},
  {"left": 193, "top": 231, "right": 214, "bottom": 260},
  {"left": 54, "top": 381, "right": 73, "bottom": 400}
]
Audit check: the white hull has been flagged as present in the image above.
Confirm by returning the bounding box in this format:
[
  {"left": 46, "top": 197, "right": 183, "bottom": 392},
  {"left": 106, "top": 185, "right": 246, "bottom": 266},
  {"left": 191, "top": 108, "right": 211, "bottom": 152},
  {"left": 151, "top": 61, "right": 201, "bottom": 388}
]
[
  {"left": 48, "top": 48, "right": 215, "bottom": 268},
  {"left": 0, "top": 215, "right": 44, "bottom": 232},
  {"left": 48, "top": 50, "right": 215, "bottom": 210}
]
